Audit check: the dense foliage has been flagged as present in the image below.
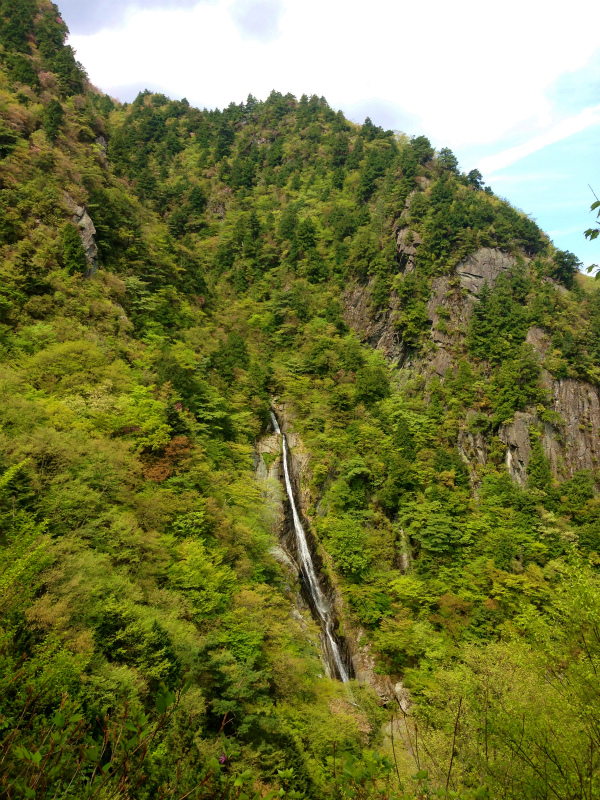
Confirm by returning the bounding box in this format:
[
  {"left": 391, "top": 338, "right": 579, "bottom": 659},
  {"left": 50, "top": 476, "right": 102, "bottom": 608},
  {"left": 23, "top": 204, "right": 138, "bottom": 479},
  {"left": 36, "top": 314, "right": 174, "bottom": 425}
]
[{"left": 1, "top": 2, "right": 600, "bottom": 798}]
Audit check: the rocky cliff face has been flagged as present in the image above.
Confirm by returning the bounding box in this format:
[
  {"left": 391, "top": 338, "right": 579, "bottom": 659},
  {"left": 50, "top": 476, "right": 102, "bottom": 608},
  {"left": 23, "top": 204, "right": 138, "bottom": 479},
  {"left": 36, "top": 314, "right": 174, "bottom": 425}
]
[
  {"left": 497, "top": 325, "right": 600, "bottom": 485},
  {"left": 343, "top": 280, "right": 407, "bottom": 366},
  {"left": 343, "top": 247, "right": 517, "bottom": 375},
  {"left": 64, "top": 194, "right": 99, "bottom": 276},
  {"left": 547, "top": 378, "right": 600, "bottom": 477},
  {"left": 396, "top": 227, "right": 422, "bottom": 273},
  {"left": 499, "top": 374, "right": 600, "bottom": 485},
  {"left": 343, "top": 247, "right": 600, "bottom": 486},
  {"left": 425, "top": 248, "right": 517, "bottom": 378},
  {"left": 498, "top": 412, "right": 537, "bottom": 486}
]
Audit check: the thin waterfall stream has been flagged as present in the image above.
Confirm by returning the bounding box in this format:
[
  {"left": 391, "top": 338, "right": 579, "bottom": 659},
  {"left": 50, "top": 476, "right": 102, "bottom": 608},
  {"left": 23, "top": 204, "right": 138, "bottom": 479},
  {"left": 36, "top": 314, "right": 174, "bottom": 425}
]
[{"left": 270, "top": 412, "right": 350, "bottom": 683}]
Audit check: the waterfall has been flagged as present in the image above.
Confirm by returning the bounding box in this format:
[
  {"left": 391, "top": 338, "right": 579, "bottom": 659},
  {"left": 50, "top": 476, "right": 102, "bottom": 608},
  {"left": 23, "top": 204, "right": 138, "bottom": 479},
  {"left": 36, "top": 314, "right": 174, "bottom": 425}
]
[{"left": 270, "top": 412, "right": 350, "bottom": 683}]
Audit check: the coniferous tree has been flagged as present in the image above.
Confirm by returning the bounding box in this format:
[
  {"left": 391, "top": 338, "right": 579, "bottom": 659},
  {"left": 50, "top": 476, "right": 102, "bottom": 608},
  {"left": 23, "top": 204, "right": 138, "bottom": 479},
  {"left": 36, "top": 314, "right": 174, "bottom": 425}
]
[
  {"left": 215, "top": 120, "right": 235, "bottom": 160},
  {"left": 43, "top": 98, "right": 65, "bottom": 142},
  {"left": 0, "top": 0, "right": 37, "bottom": 52},
  {"left": 2, "top": 8, "right": 600, "bottom": 795},
  {"left": 5, "top": 52, "right": 38, "bottom": 86},
  {"left": 410, "top": 135, "right": 434, "bottom": 163},
  {"left": 527, "top": 437, "right": 555, "bottom": 498},
  {"left": 0, "top": 121, "right": 18, "bottom": 159},
  {"left": 552, "top": 249, "right": 581, "bottom": 289},
  {"left": 466, "top": 168, "right": 484, "bottom": 190},
  {"left": 437, "top": 146, "right": 459, "bottom": 172},
  {"left": 62, "top": 223, "right": 87, "bottom": 274}
]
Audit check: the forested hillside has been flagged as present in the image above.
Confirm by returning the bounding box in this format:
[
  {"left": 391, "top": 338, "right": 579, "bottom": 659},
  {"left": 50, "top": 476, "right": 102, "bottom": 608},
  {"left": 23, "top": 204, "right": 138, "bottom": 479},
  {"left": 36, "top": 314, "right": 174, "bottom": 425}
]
[{"left": 2, "top": 1, "right": 600, "bottom": 798}]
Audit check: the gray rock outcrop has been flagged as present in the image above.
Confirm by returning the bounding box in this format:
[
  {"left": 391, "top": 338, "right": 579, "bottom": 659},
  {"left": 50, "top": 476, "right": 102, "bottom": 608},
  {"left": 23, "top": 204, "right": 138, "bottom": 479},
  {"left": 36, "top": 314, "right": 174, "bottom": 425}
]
[
  {"left": 254, "top": 427, "right": 285, "bottom": 533},
  {"left": 457, "top": 410, "right": 488, "bottom": 483},
  {"left": 498, "top": 412, "right": 537, "bottom": 486},
  {"left": 544, "top": 379, "right": 600, "bottom": 478},
  {"left": 425, "top": 248, "right": 517, "bottom": 378},
  {"left": 64, "top": 194, "right": 99, "bottom": 276},
  {"left": 343, "top": 247, "right": 600, "bottom": 487},
  {"left": 343, "top": 280, "right": 407, "bottom": 365},
  {"left": 498, "top": 326, "right": 600, "bottom": 483},
  {"left": 425, "top": 276, "right": 460, "bottom": 377},
  {"left": 343, "top": 247, "right": 517, "bottom": 376},
  {"left": 456, "top": 248, "right": 516, "bottom": 296},
  {"left": 396, "top": 227, "right": 422, "bottom": 273},
  {"left": 95, "top": 135, "right": 107, "bottom": 157}
]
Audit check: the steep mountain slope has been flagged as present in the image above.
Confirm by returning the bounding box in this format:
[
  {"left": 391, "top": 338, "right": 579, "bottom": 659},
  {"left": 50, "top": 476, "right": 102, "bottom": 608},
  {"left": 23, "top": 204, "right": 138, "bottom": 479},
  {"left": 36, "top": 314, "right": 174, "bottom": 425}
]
[{"left": 2, "top": 2, "right": 600, "bottom": 798}]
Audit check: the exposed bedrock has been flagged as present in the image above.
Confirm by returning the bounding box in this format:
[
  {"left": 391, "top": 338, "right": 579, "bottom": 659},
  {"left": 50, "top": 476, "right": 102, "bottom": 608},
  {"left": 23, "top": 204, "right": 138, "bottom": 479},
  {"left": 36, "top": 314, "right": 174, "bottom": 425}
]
[
  {"left": 396, "top": 227, "right": 422, "bottom": 273},
  {"left": 342, "top": 247, "right": 600, "bottom": 485},
  {"left": 547, "top": 378, "right": 600, "bottom": 477},
  {"left": 254, "top": 406, "right": 354, "bottom": 682},
  {"left": 498, "top": 326, "right": 600, "bottom": 485},
  {"left": 498, "top": 379, "right": 600, "bottom": 486},
  {"left": 343, "top": 247, "right": 517, "bottom": 373},
  {"left": 64, "top": 193, "right": 100, "bottom": 276},
  {"left": 343, "top": 280, "right": 407, "bottom": 366},
  {"left": 455, "top": 248, "right": 516, "bottom": 296},
  {"left": 498, "top": 412, "right": 538, "bottom": 487},
  {"left": 426, "top": 248, "right": 518, "bottom": 378}
]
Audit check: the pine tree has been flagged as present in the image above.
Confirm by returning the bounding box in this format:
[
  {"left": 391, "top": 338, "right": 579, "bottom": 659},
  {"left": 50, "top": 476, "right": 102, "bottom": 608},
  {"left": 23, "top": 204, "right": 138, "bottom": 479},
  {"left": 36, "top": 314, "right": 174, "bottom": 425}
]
[
  {"left": 438, "top": 147, "right": 459, "bottom": 173},
  {"left": 0, "top": 121, "right": 18, "bottom": 159},
  {"left": 43, "top": 99, "right": 65, "bottom": 142},
  {"left": 527, "top": 437, "right": 555, "bottom": 501},
  {"left": 62, "top": 223, "right": 87, "bottom": 274},
  {"left": 467, "top": 168, "right": 484, "bottom": 190},
  {"left": 410, "top": 135, "right": 434, "bottom": 164},
  {"left": 552, "top": 249, "right": 581, "bottom": 289}
]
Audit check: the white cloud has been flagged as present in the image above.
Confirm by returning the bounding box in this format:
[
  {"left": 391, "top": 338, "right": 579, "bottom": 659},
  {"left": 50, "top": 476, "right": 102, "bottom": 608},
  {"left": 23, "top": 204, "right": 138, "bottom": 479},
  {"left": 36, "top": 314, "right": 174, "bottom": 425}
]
[
  {"left": 70, "top": 0, "right": 600, "bottom": 148},
  {"left": 229, "top": 0, "right": 283, "bottom": 43},
  {"left": 59, "top": 0, "right": 207, "bottom": 35},
  {"left": 478, "top": 105, "right": 600, "bottom": 174},
  {"left": 488, "top": 172, "right": 568, "bottom": 185},
  {"left": 548, "top": 225, "right": 589, "bottom": 236}
]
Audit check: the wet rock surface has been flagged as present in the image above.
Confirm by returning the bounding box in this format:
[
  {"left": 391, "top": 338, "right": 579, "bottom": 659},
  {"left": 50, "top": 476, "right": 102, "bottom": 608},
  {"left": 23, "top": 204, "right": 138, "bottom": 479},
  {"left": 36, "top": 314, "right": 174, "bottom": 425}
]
[
  {"left": 255, "top": 406, "right": 354, "bottom": 682},
  {"left": 257, "top": 405, "right": 407, "bottom": 699},
  {"left": 498, "top": 412, "right": 537, "bottom": 487}
]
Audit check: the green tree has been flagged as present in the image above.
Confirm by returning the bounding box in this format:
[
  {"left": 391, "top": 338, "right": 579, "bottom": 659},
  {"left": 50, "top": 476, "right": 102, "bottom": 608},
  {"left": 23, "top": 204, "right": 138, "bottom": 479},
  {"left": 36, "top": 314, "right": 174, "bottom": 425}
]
[
  {"left": 466, "top": 168, "right": 484, "bottom": 190},
  {"left": 584, "top": 199, "right": 600, "bottom": 278},
  {"left": 437, "top": 147, "right": 459, "bottom": 172},
  {"left": 43, "top": 98, "right": 65, "bottom": 142},
  {"left": 410, "top": 135, "right": 434, "bottom": 164},
  {"left": 61, "top": 223, "right": 87, "bottom": 274},
  {"left": 552, "top": 248, "right": 581, "bottom": 289},
  {"left": 215, "top": 120, "right": 235, "bottom": 160},
  {"left": 0, "top": 121, "right": 18, "bottom": 159}
]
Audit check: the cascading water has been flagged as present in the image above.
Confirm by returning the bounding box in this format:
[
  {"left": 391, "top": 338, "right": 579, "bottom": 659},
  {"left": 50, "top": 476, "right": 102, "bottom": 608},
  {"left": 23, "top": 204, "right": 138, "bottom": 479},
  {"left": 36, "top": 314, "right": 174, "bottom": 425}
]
[{"left": 270, "top": 411, "right": 350, "bottom": 683}]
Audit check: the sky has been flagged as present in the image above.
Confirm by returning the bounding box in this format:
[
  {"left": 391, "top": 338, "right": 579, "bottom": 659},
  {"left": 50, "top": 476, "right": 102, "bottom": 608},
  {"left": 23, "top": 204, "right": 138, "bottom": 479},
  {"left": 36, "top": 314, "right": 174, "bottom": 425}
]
[{"left": 58, "top": 0, "right": 600, "bottom": 267}]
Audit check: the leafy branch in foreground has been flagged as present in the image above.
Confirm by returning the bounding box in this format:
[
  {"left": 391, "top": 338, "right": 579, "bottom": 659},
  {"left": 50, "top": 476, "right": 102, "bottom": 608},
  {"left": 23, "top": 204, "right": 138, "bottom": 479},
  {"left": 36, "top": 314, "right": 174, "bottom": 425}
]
[{"left": 585, "top": 194, "right": 600, "bottom": 278}]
